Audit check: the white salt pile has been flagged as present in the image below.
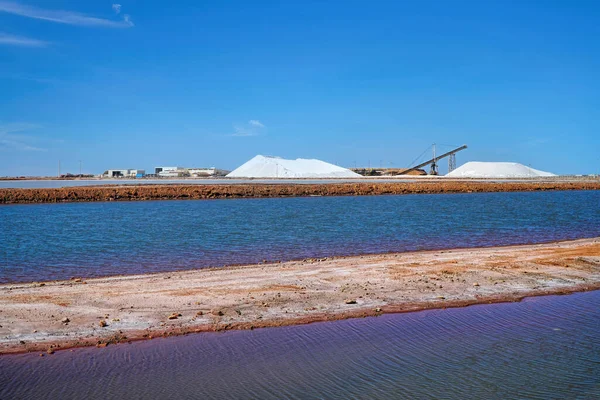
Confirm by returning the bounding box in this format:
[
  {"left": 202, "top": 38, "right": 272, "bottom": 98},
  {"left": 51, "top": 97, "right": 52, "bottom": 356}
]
[
  {"left": 446, "top": 162, "right": 556, "bottom": 178},
  {"left": 227, "top": 155, "right": 361, "bottom": 178}
]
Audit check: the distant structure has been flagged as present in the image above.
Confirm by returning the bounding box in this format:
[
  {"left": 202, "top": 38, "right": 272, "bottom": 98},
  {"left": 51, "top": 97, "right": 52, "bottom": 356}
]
[
  {"left": 154, "top": 166, "right": 229, "bottom": 177},
  {"left": 448, "top": 154, "right": 457, "bottom": 173},
  {"left": 187, "top": 167, "right": 230, "bottom": 177},
  {"left": 154, "top": 167, "right": 186, "bottom": 177},
  {"left": 103, "top": 169, "right": 145, "bottom": 178},
  {"left": 352, "top": 168, "right": 426, "bottom": 176},
  {"left": 399, "top": 144, "right": 467, "bottom": 175}
]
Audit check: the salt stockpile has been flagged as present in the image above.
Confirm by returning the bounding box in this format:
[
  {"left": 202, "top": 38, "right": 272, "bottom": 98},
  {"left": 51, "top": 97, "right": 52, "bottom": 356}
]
[
  {"left": 446, "top": 162, "right": 556, "bottom": 178},
  {"left": 227, "top": 155, "right": 361, "bottom": 178}
]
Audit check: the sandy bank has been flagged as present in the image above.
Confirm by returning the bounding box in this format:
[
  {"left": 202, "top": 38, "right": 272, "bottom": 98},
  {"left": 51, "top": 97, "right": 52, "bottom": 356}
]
[
  {"left": 1, "top": 238, "right": 599, "bottom": 354},
  {"left": 1, "top": 180, "right": 599, "bottom": 204}
]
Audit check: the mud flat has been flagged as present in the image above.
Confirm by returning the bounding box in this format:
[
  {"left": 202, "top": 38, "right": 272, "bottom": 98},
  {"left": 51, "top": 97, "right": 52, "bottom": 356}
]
[
  {"left": 1, "top": 238, "right": 599, "bottom": 355},
  {"left": 1, "top": 180, "right": 599, "bottom": 204}
]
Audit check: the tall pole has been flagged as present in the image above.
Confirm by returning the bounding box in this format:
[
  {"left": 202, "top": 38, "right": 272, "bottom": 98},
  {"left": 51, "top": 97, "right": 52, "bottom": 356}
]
[
  {"left": 58, "top": 160, "right": 61, "bottom": 177},
  {"left": 79, "top": 160, "right": 82, "bottom": 175},
  {"left": 431, "top": 143, "right": 439, "bottom": 175}
]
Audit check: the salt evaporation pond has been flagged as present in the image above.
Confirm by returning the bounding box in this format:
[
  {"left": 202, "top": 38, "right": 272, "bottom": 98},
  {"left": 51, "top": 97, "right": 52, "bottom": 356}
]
[
  {"left": 1, "top": 190, "right": 599, "bottom": 283},
  {"left": 0, "top": 176, "right": 423, "bottom": 189},
  {"left": 2, "top": 290, "right": 599, "bottom": 399},
  {"left": 0, "top": 178, "right": 387, "bottom": 189}
]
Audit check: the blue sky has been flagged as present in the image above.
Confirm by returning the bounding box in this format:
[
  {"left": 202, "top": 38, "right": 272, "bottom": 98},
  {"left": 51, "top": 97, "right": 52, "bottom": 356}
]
[{"left": 0, "top": 0, "right": 598, "bottom": 176}]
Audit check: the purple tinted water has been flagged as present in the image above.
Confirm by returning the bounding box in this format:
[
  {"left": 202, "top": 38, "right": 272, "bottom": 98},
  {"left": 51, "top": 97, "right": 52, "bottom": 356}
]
[
  {"left": 1, "top": 290, "right": 599, "bottom": 399},
  {"left": 1, "top": 190, "right": 599, "bottom": 283}
]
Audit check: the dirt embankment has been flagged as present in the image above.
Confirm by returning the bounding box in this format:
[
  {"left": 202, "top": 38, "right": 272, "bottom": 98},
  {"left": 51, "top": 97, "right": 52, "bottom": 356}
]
[
  {"left": 1, "top": 238, "right": 599, "bottom": 355},
  {"left": 1, "top": 181, "right": 599, "bottom": 204}
]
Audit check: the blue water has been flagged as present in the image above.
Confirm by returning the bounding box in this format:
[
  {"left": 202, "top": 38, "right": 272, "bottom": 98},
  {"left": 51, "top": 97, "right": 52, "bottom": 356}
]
[
  {"left": 1, "top": 190, "right": 599, "bottom": 399},
  {"left": 1, "top": 190, "right": 599, "bottom": 283},
  {"left": 2, "top": 290, "right": 599, "bottom": 399}
]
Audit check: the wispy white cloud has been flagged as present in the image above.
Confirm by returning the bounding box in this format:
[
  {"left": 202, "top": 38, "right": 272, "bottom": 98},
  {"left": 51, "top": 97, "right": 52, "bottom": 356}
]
[
  {"left": 0, "top": 32, "right": 48, "bottom": 47},
  {"left": 0, "top": 1, "right": 134, "bottom": 28},
  {"left": 230, "top": 120, "right": 266, "bottom": 137},
  {"left": 0, "top": 123, "right": 47, "bottom": 151},
  {"left": 0, "top": 139, "right": 46, "bottom": 151},
  {"left": 249, "top": 119, "right": 265, "bottom": 128},
  {"left": 0, "top": 122, "right": 40, "bottom": 135},
  {"left": 112, "top": 4, "right": 121, "bottom": 14},
  {"left": 231, "top": 126, "right": 257, "bottom": 137}
]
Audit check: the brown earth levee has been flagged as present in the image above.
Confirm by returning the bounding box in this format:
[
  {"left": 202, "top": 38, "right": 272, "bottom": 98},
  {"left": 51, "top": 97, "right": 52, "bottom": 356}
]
[
  {"left": 1, "top": 181, "right": 599, "bottom": 204},
  {"left": 1, "top": 238, "right": 599, "bottom": 355}
]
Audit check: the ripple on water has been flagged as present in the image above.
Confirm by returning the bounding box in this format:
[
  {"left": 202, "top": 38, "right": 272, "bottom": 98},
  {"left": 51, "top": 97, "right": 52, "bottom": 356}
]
[
  {"left": 2, "top": 190, "right": 600, "bottom": 283},
  {"left": 1, "top": 291, "right": 599, "bottom": 399}
]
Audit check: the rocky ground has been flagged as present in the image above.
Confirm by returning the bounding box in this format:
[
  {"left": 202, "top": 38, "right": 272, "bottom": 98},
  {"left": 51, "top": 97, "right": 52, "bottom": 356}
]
[
  {"left": 1, "top": 180, "right": 599, "bottom": 204},
  {"left": 1, "top": 238, "right": 599, "bottom": 355}
]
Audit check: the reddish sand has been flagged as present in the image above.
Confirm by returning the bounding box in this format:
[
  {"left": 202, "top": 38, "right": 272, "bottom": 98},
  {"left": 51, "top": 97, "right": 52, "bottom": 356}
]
[
  {"left": 1, "top": 238, "right": 599, "bottom": 355},
  {"left": 1, "top": 180, "right": 599, "bottom": 204}
]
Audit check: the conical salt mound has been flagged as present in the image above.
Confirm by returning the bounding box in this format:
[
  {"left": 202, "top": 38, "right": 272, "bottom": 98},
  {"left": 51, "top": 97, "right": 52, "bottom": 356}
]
[
  {"left": 446, "top": 162, "right": 556, "bottom": 178},
  {"left": 227, "top": 155, "right": 361, "bottom": 178}
]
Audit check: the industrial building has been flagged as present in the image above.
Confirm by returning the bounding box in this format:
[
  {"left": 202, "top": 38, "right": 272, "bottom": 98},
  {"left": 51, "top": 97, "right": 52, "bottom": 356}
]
[
  {"left": 154, "top": 166, "right": 186, "bottom": 177},
  {"left": 187, "top": 167, "right": 230, "bottom": 177},
  {"left": 154, "top": 166, "right": 230, "bottom": 177},
  {"left": 103, "top": 169, "right": 145, "bottom": 178},
  {"left": 102, "top": 166, "right": 228, "bottom": 179}
]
